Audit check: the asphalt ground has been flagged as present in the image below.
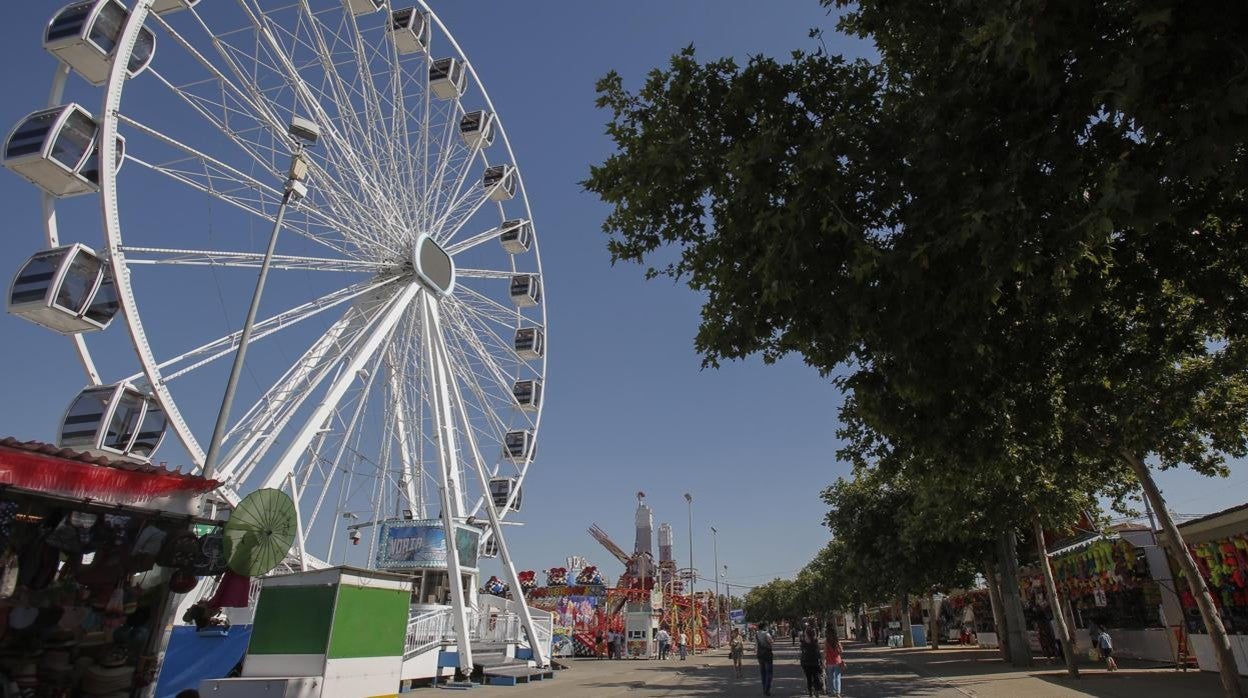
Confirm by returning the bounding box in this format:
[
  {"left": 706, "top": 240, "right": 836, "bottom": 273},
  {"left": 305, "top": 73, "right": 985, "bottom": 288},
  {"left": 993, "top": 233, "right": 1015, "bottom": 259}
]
[{"left": 432, "top": 638, "right": 1234, "bottom": 697}]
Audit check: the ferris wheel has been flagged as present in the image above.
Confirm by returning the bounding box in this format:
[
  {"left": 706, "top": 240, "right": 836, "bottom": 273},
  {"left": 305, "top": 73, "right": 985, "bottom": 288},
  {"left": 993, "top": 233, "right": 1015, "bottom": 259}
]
[{"left": 2, "top": 0, "right": 546, "bottom": 584}]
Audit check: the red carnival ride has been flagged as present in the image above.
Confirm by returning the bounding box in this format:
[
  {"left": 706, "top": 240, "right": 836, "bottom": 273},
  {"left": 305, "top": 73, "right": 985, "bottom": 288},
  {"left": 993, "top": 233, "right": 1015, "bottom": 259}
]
[{"left": 516, "top": 521, "right": 709, "bottom": 657}]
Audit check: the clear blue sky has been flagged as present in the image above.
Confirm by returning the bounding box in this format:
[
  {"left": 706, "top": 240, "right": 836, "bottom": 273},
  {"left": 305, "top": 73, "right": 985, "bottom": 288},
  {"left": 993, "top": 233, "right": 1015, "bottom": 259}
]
[{"left": 0, "top": 1, "right": 1242, "bottom": 594}]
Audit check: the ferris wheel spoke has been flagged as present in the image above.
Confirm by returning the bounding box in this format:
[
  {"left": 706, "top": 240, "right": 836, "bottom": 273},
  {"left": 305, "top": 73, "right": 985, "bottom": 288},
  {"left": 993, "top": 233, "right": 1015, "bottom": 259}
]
[
  {"left": 260, "top": 282, "right": 420, "bottom": 491},
  {"left": 117, "top": 114, "right": 358, "bottom": 256},
  {"left": 280, "top": 3, "right": 387, "bottom": 171},
  {"left": 309, "top": 354, "right": 381, "bottom": 555},
  {"left": 119, "top": 246, "right": 387, "bottom": 274},
  {"left": 386, "top": 374, "right": 419, "bottom": 513},
  {"left": 443, "top": 301, "right": 536, "bottom": 432},
  {"left": 453, "top": 283, "right": 532, "bottom": 332},
  {"left": 149, "top": 11, "right": 291, "bottom": 156},
  {"left": 430, "top": 169, "right": 492, "bottom": 240},
  {"left": 126, "top": 276, "right": 399, "bottom": 385},
  {"left": 445, "top": 221, "right": 524, "bottom": 256},
  {"left": 455, "top": 268, "right": 515, "bottom": 280},
  {"left": 425, "top": 119, "right": 475, "bottom": 229},
  {"left": 214, "top": 282, "right": 411, "bottom": 484},
  {"left": 234, "top": 1, "right": 410, "bottom": 233},
  {"left": 145, "top": 65, "right": 286, "bottom": 184}
]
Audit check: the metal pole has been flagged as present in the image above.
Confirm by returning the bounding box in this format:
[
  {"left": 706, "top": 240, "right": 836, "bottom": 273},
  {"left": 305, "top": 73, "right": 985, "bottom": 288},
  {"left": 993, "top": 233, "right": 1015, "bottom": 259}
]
[
  {"left": 712, "top": 526, "right": 720, "bottom": 645},
  {"left": 201, "top": 149, "right": 304, "bottom": 480},
  {"left": 685, "top": 493, "right": 694, "bottom": 655}
]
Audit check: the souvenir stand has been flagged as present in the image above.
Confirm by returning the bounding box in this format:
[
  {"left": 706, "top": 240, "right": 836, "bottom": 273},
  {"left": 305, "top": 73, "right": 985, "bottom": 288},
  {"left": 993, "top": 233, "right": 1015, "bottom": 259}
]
[
  {"left": 1166, "top": 503, "right": 1248, "bottom": 676},
  {"left": 941, "top": 589, "right": 992, "bottom": 646},
  {"left": 0, "top": 438, "right": 220, "bottom": 697},
  {"left": 1023, "top": 529, "right": 1172, "bottom": 662}
]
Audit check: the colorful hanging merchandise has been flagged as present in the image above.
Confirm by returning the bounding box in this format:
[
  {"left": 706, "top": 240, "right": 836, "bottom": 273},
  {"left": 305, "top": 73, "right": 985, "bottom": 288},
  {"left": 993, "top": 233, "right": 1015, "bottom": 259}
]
[
  {"left": 1049, "top": 539, "right": 1148, "bottom": 602},
  {"left": 1174, "top": 532, "right": 1248, "bottom": 634}
]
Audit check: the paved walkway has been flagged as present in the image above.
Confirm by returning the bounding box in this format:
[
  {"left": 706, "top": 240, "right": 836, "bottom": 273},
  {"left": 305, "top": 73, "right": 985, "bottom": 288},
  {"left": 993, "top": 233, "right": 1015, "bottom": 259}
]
[
  {"left": 434, "top": 639, "right": 1234, "bottom": 697},
  {"left": 872, "top": 643, "right": 1229, "bottom": 698}
]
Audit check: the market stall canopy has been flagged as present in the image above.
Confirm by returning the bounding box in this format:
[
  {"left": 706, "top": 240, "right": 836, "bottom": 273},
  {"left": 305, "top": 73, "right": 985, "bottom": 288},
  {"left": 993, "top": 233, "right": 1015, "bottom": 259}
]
[{"left": 0, "top": 437, "right": 217, "bottom": 513}]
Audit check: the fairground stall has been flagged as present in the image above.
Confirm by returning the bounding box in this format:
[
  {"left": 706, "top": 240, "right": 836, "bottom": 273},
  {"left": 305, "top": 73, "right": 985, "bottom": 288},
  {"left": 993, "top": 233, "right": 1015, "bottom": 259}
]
[
  {"left": 0, "top": 438, "right": 220, "bottom": 697},
  {"left": 1164, "top": 503, "right": 1248, "bottom": 676},
  {"left": 940, "top": 589, "right": 993, "bottom": 646},
  {"left": 1021, "top": 524, "right": 1179, "bottom": 664}
]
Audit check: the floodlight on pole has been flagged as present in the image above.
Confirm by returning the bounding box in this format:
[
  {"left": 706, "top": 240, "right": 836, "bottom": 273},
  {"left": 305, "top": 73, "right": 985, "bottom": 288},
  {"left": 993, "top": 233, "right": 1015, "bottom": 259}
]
[
  {"left": 685, "top": 492, "right": 695, "bottom": 655},
  {"left": 201, "top": 119, "right": 315, "bottom": 483}
]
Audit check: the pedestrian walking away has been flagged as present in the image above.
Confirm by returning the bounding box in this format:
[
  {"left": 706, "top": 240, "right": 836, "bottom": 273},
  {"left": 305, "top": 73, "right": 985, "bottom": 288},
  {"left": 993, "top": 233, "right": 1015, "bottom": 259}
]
[
  {"left": 799, "top": 623, "right": 822, "bottom": 697},
  {"left": 756, "top": 622, "right": 775, "bottom": 696},
  {"left": 657, "top": 626, "right": 671, "bottom": 660},
  {"left": 1096, "top": 627, "right": 1118, "bottom": 672},
  {"left": 678, "top": 630, "right": 688, "bottom": 660},
  {"left": 729, "top": 626, "right": 745, "bottom": 678},
  {"left": 825, "top": 622, "right": 845, "bottom": 698}
]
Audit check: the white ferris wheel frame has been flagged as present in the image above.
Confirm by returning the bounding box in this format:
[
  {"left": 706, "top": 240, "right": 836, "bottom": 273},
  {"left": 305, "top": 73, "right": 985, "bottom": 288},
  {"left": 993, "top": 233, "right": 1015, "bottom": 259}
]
[{"left": 30, "top": 0, "right": 549, "bottom": 670}]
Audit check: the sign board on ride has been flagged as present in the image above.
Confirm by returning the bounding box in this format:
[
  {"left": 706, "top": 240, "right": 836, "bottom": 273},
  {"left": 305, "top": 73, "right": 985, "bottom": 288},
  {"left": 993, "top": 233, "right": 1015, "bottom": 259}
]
[{"left": 375, "top": 518, "right": 481, "bottom": 571}]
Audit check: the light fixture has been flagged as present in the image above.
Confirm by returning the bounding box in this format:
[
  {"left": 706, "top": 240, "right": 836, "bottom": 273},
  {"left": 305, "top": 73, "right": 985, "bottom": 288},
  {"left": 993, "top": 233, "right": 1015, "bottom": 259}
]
[{"left": 288, "top": 116, "right": 321, "bottom": 146}]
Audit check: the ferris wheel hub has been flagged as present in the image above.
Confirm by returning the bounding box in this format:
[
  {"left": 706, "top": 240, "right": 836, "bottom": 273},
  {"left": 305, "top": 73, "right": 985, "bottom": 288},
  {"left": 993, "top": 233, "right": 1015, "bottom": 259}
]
[{"left": 411, "top": 233, "right": 456, "bottom": 296}]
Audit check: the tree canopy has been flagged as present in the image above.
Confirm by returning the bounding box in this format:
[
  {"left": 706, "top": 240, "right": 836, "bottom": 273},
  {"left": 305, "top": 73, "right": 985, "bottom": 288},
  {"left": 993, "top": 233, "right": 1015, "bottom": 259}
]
[{"left": 586, "top": 2, "right": 1248, "bottom": 691}]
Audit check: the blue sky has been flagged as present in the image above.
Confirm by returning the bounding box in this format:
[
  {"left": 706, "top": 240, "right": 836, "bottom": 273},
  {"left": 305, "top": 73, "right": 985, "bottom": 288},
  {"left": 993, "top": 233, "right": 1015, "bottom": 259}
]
[{"left": 0, "top": 1, "right": 1243, "bottom": 595}]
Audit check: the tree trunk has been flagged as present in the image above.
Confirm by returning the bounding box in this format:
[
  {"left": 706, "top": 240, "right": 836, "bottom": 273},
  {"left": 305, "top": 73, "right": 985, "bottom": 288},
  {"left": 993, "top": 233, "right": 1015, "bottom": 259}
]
[
  {"left": 1033, "top": 516, "right": 1079, "bottom": 678},
  {"left": 1120, "top": 450, "right": 1246, "bottom": 698},
  {"left": 930, "top": 593, "right": 941, "bottom": 649},
  {"left": 984, "top": 561, "right": 1012, "bottom": 661},
  {"left": 901, "top": 592, "right": 915, "bottom": 647},
  {"left": 996, "top": 531, "right": 1033, "bottom": 668}
]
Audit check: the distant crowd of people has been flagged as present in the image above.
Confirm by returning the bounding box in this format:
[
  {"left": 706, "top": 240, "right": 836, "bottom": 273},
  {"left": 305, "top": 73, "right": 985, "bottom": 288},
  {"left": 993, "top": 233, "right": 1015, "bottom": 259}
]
[{"left": 753, "top": 620, "right": 845, "bottom": 697}]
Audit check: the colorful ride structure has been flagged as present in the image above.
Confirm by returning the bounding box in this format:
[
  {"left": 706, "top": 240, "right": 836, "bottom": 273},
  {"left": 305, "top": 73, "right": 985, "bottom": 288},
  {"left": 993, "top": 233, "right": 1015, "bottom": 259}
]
[{"left": 516, "top": 494, "right": 710, "bottom": 657}]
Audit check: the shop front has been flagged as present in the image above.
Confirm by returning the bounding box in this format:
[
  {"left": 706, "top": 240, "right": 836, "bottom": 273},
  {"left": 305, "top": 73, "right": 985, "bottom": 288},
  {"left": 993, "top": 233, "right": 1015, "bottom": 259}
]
[
  {"left": 1164, "top": 503, "right": 1248, "bottom": 676},
  {"left": 0, "top": 438, "right": 220, "bottom": 697},
  {"left": 1027, "top": 529, "right": 1175, "bottom": 664}
]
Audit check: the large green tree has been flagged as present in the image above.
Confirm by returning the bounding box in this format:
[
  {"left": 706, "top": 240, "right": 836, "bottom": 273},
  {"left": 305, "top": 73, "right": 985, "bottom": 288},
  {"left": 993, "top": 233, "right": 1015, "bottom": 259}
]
[
  {"left": 585, "top": 2, "right": 1248, "bottom": 692},
  {"left": 821, "top": 468, "right": 982, "bottom": 644},
  {"left": 743, "top": 578, "right": 796, "bottom": 626}
]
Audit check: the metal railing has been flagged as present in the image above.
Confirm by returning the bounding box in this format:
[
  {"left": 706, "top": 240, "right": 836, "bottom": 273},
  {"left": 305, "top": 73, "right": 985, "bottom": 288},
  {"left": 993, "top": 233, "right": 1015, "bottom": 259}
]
[
  {"left": 403, "top": 605, "right": 536, "bottom": 659},
  {"left": 405, "top": 607, "right": 455, "bottom": 658},
  {"left": 527, "top": 611, "right": 554, "bottom": 658}
]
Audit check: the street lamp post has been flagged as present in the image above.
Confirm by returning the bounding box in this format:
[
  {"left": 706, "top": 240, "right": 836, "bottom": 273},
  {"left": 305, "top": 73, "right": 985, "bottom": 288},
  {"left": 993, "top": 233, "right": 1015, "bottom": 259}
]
[
  {"left": 711, "top": 526, "right": 720, "bottom": 645},
  {"left": 684, "top": 492, "right": 694, "bottom": 655},
  {"left": 201, "top": 122, "right": 317, "bottom": 484}
]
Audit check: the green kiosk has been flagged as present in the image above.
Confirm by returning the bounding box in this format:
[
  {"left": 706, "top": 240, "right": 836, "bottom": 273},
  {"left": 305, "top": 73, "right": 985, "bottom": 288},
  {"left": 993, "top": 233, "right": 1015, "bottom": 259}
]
[{"left": 202, "top": 566, "right": 411, "bottom": 698}]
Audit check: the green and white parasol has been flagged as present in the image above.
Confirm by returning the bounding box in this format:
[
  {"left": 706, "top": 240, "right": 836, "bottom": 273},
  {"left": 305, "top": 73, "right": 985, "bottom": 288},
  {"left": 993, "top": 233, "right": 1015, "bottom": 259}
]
[{"left": 223, "top": 488, "right": 297, "bottom": 576}]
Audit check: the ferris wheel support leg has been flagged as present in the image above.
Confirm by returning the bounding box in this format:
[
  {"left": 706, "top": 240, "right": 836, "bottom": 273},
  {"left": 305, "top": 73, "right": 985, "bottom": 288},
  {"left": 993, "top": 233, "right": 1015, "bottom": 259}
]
[
  {"left": 441, "top": 349, "right": 549, "bottom": 664},
  {"left": 388, "top": 366, "right": 420, "bottom": 516},
  {"left": 261, "top": 283, "right": 420, "bottom": 492},
  {"left": 425, "top": 300, "right": 549, "bottom": 669},
  {"left": 287, "top": 471, "right": 309, "bottom": 572},
  {"left": 422, "top": 295, "right": 474, "bottom": 673}
]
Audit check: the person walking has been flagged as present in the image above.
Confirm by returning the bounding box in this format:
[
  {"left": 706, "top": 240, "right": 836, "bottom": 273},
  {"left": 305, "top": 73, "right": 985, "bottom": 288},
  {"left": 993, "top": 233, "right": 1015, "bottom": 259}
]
[
  {"left": 756, "top": 622, "right": 776, "bottom": 696},
  {"left": 657, "top": 626, "right": 671, "bottom": 660},
  {"left": 1096, "top": 627, "right": 1118, "bottom": 672},
  {"left": 678, "top": 629, "right": 688, "bottom": 660},
  {"left": 729, "top": 627, "right": 745, "bottom": 678},
  {"left": 825, "top": 623, "right": 845, "bottom": 698},
  {"left": 799, "top": 624, "right": 822, "bottom": 697},
  {"left": 791, "top": 623, "right": 800, "bottom": 645}
]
